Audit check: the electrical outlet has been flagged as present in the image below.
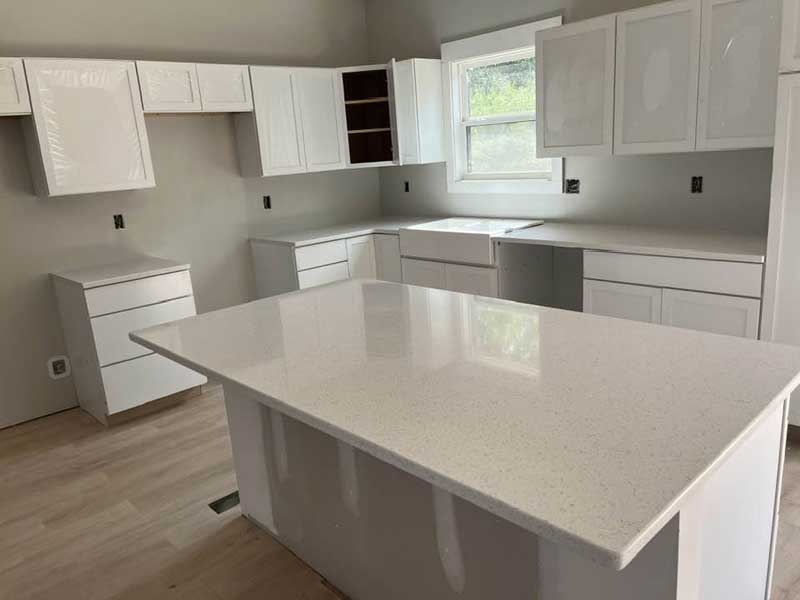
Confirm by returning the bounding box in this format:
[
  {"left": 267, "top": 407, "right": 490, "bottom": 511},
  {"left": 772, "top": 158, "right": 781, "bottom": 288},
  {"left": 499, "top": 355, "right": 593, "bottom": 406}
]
[
  {"left": 263, "top": 195, "right": 271, "bottom": 210},
  {"left": 113, "top": 214, "right": 125, "bottom": 230},
  {"left": 692, "top": 176, "right": 704, "bottom": 194},
  {"left": 47, "top": 355, "right": 71, "bottom": 380},
  {"left": 564, "top": 179, "right": 580, "bottom": 194},
  {"left": 404, "top": 181, "right": 410, "bottom": 193}
]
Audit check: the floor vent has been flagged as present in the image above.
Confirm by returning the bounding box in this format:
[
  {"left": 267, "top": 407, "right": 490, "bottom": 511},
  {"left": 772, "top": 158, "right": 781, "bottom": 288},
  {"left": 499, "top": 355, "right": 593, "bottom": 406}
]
[{"left": 209, "top": 490, "right": 240, "bottom": 514}]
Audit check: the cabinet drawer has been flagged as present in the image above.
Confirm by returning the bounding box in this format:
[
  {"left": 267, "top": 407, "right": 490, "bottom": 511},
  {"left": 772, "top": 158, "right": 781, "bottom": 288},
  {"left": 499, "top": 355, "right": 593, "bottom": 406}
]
[
  {"left": 91, "top": 296, "right": 197, "bottom": 366},
  {"left": 445, "top": 264, "right": 498, "bottom": 297},
  {"left": 297, "top": 262, "right": 350, "bottom": 289},
  {"left": 85, "top": 270, "right": 193, "bottom": 317},
  {"left": 295, "top": 240, "right": 348, "bottom": 271},
  {"left": 583, "top": 251, "right": 763, "bottom": 298},
  {"left": 401, "top": 258, "right": 447, "bottom": 290},
  {"left": 102, "top": 353, "right": 206, "bottom": 415}
]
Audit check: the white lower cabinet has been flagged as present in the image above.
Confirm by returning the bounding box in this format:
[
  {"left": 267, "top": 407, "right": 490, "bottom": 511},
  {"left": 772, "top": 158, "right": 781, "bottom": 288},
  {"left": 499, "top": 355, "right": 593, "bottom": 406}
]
[
  {"left": 52, "top": 260, "right": 207, "bottom": 424},
  {"left": 584, "top": 278, "right": 761, "bottom": 338},
  {"left": 298, "top": 262, "right": 350, "bottom": 290},
  {"left": 0, "top": 58, "right": 30, "bottom": 115},
  {"left": 661, "top": 288, "right": 760, "bottom": 338},
  {"left": 346, "top": 235, "right": 377, "bottom": 279},
  {"left": 402, "top": 258, "right": 446, "bottom": 290},
  {"left": 583, "top": 279, "right": 663, "bottom": 324},
  {"left": 375, "top": 234, "right": 402, "bottom": 282}
]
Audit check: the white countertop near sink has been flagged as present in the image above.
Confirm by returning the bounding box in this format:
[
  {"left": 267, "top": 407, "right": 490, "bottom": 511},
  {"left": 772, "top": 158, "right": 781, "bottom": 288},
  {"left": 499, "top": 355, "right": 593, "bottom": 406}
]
[
  {"left": 131, "top": 280, "right": 800, "bottom": 570},
  {"left": 402, "top": 217, "right": 543, "bottom": 235},
  {"left": 250, "top": 218, "right": 432, "bottom": 247},
  {"left": 494, "top": 222, "right": 767, "bottom": 263}
]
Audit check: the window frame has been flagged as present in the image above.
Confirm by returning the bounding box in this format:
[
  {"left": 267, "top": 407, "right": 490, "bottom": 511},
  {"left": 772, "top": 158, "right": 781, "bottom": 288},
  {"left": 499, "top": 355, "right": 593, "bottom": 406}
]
[{"left": 442, "top": 17, "right": 564, "bottom": 194}]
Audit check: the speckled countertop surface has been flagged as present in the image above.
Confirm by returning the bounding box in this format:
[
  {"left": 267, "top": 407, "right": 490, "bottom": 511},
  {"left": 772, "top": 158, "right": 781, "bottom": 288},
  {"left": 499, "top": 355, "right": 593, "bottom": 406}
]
[{"left": 131, "top": 280, "right": 800, "bottom": 570}]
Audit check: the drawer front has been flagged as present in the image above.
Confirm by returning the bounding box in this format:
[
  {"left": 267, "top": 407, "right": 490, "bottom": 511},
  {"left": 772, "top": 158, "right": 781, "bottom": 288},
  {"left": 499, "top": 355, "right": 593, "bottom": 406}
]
[
  {"left": 583, "top": 251, "right": 763, "bottom": 298},
  {"left": 445, "top": 264, "right": 498, "bottom": 297},
  {"left": 295, "top": 240, "right": 348, "bottom": 271},
  {"left": 399, "top": 230, "right": 494, "bottom": 266},
  {"left": 91, "top": 296, "right": 197, "bottom": 366},
  {"left": 102, "top": 353, "right": 206, "bottom": 415},
  {"left": 85, "top": 270, "right": 193, "bottom": 317},
  {"left": 297, "top": 262, "right": 350, "bottom": 290},
  {"left": 401, "top": 258, "right": 447, "bottom": 290}
]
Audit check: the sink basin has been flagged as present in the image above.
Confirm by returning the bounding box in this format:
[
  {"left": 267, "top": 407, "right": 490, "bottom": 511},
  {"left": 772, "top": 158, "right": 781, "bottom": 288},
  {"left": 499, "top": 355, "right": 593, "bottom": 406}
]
[{"left": 399, "top": 218, "right": 543, "bottom": 266}]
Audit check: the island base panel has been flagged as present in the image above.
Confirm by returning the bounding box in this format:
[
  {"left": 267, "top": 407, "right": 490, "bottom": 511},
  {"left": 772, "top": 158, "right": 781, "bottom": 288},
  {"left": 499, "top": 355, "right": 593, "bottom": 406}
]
[{"left": 222, "top": 384, "right": 786, "bottom": 600}]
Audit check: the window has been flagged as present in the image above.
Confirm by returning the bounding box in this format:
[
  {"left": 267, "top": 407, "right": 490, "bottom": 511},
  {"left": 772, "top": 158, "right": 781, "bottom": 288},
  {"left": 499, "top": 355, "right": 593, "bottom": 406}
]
[{"left": 442, "top": 18, "right": 563, "bottom": 194}]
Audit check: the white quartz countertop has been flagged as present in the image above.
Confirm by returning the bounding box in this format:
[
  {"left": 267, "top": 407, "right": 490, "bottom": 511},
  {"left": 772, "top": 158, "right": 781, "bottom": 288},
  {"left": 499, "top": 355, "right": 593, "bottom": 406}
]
[
  {"left": 493, "top": 222, "right": 767, "bottom": 263},
  {"left": 402, "top": 217, "right": 543, "bottom": 235},
  {"left": 52, "top": 255, "right": 190, "bottom": 289},
  {"left": 250, "top": 218, "right": 432, "bottom": 247},
  {"left": 131, "top": 281, "right": 800, "bottom": 569}
]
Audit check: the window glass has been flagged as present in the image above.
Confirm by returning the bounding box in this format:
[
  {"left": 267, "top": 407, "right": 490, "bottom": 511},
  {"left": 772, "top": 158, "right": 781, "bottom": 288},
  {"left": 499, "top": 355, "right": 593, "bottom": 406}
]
[{"left": 466, "top": 57, "right": 535, "bottom": 118}]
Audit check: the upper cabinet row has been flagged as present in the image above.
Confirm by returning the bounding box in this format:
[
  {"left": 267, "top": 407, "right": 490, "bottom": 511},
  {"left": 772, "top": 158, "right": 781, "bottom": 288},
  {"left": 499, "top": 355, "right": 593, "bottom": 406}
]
[
  {"left": 234, "top": 59, "right": 444, "bottom": 178},
  {"left": 536, "top": 0, "right": 781, "bottom": 156},
  {"left": 1, "top": 56, "right": 444, "bottom": 196}
]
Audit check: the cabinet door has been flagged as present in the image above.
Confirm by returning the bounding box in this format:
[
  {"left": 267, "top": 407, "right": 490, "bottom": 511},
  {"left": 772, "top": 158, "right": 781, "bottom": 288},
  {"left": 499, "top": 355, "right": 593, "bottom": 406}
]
[
  {"left": 781, "top": 0, "right": 800, "bottom": 72},
  {"left": 401, "top": 258, "right": 446, "bottom": 290},
  {"left": 445, "top": 264, "right": 499, "bottom": 298},
  {"left": 248, "top": 66, "right": 306, "bottom": 176},
  {"left": 614, "top": 1, "right": 702, "bottom": 154},
  {"left": 762, "top": 74, "right": 800, "bottom": 343},
  {"left": 24, "top": 58, "right": 156, "bottom": 196},
  {"left": 696, "top": 0, "right": 780, "bottom": 150},
  {"left": 136, "top": 61, "right": 201, "bottom": 112},
  {"left": 0, "top": 58, "right": 30, "bottom": 115},
  {"left": 346, "top": 235, "right": 377, "bottom": 279},
  {"left": 662, "top": 289, "right": 760, "bottom": 338},
  {"left": 536, "top": 16, "right": 616, "bottom": 157},
  {"left": 294, "top": 68, "right": 348, "bottom": 172},
  {"left": 583, "top": 279, "right": 662, "bottom": 324},
  {"left": 196, "top": 63, "right": 253, "bottom": 112},
  {"left": 374, "top": 234, "right": 402, "bottom": 282}
]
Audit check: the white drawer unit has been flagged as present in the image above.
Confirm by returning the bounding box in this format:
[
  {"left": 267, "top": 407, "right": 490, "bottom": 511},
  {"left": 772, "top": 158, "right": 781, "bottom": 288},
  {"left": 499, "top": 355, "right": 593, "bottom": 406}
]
[
  {"left": 445, "top": 264, "right": 499, "bottom": 298},
  {"left": 52, "top": 257, "right": 206, "bottom": 424},
  {"left": 91, "top": 296, "right": 197, "bottom": 366},
  {"left": 402, "top": 258, "right": 447, "bottom": 290},
  {"left": 298, "top": 262, "right": 350, "bottom": 290},
  {"left": 85, "top": 270, "right": 193, "bottom": 316},
  {"left": 0, "top": 58, "right": 30, "bottom": 115},
  {"left": 101, "top": 353, "right": 206, "bottom": 415},
  {"left": 583, "top": 250, "right": 763, "bottom": 338},
  {"left": 295, "top": 239, "right": 348, "bottom": 271},
  {"left": 136, "top": 61, "right": 202, "bottom": 113}
]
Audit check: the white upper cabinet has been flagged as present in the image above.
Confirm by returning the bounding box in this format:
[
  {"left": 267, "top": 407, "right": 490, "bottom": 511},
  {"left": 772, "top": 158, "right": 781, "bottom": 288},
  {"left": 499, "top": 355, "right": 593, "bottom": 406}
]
[
  {"left": 0, "top": 58, "right": 30, "bottom": 115},
  {"left": 293, "top": 68, "right": 348, "bottom": 172},
  {"left": 136, "top": 61, "right": 201, "bottom": 112},
  {"left": 196, "top": 63, "right": 253, "bottom": 112},
  {"left": 781, "top": 0, "right": 800, "bottom": 72},
  {"left": 24, "top": 58, "right": 155, "bottom": 196},
  {"left": 696, "top": 0, "right": 780, "bottom": 150},
  {"left": 614, "top": 0, "right": 702, "bottom": 154},
  {"left": 235, "top": 66, "right": 306, "bottom": 177},
  {"left": 392, "top": 58, "right": 445, "bottom": 165},
  {"left": 536, "top": 16, "right": 616, "bottom": 157}
]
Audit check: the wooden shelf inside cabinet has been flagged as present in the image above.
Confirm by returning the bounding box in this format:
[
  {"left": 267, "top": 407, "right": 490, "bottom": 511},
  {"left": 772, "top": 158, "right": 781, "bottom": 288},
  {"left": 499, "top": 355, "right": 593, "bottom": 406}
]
[
  {"left": 344, "top": 97, "right": 389, "bottom": 105},
  {"left": 348, "top": 128, "right": 391, "bottom": 134}
]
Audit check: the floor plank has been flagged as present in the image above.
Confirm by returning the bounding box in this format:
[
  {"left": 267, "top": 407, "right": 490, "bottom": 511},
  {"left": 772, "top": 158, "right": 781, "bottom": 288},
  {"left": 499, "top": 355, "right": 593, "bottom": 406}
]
[{"left": 2, "top": 387, "right": 799, "bottom": 598}]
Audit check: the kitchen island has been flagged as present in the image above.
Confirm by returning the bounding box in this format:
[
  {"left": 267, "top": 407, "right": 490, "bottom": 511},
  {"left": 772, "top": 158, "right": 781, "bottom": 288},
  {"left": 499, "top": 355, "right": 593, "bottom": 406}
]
[{"left": 132, "top": 280, "right": 800, "bottom": 599}]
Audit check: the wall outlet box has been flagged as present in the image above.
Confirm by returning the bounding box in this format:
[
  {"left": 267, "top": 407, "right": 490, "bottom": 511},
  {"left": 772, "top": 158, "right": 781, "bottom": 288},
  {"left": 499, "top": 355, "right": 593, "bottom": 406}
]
[
  {"left": 113, "top": 214, "right": 125, "bottom": 229},
  {"left": 564, "top": 179, "right": 580, "bottom": 194},
  {"left": 692, "top": 176, "right": 704, "bottom": 194},
  {"left": 47, "top": 355, "right": 71, "bottom": 380},
  {"left": 263, "top": 195, "right": 271, "bottom": 210}
]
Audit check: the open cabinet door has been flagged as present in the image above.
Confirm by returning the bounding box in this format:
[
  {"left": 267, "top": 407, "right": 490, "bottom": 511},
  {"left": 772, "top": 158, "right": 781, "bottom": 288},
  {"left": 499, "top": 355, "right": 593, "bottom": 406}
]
[{"left": 387, "top": 58, "right": 402, "bottom": 166}]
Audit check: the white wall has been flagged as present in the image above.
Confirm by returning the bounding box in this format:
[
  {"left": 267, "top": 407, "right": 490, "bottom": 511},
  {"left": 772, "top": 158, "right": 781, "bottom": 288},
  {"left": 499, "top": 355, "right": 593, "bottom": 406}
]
[
  {"left": 0, "top": 0, "right": 381, "bottom": 428},
  {"left": 366, "top": 0, "right": 773, "bottom": 234}
]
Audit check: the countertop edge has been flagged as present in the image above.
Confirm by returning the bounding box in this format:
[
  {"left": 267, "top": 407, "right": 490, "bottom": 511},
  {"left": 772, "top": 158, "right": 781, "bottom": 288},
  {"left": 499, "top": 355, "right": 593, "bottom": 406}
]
[{"left": 52, "top": 263, "right": 191, "bottom": 289}]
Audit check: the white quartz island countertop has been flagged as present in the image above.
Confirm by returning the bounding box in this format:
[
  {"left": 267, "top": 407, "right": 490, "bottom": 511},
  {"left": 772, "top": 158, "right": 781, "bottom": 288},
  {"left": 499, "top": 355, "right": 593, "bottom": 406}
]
[
  {"left": 493, "top": 222, "right": 767, "bottom": 263},
  {"left": 131, "top": 281, "right": 800, "bottom": 570}
]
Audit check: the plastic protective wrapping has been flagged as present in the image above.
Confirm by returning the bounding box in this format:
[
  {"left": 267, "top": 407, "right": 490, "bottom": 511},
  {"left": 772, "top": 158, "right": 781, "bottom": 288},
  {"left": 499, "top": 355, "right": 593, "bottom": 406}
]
[{"left": 24, "top": 59, "right": 154, "bottom": 195}]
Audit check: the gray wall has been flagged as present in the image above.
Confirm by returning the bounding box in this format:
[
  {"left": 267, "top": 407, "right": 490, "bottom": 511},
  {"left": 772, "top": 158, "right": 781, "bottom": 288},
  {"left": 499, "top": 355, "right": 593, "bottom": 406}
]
[
  {"left": 0, "top": 0, "right": 380, "bottom": 427},
  {"left": 366, "top": 0, "right": 773, "bottom": 234}
]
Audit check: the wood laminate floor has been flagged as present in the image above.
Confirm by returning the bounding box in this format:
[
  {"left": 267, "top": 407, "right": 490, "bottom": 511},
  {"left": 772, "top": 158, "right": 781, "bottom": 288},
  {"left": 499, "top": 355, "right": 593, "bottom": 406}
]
[{"left": 2, "top": 386, "right": 800, "bottom": 599}]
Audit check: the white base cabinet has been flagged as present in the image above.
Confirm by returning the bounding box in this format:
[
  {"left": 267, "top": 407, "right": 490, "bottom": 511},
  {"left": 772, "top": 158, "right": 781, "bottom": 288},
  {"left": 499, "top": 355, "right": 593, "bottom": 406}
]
[
  {"left": 0, "top": 58, "right": 30, "bottom": 115},
  {"left": 375, "top": 234, "right": 402, "bottom": 283},
  {"left": 346, "top": 235, "right": 377, "bottom": 279},
  {"left": 52, "top": 258, "right": 207, "bottom": 424},
  {"left": 583, "top": 250, "right": 763, "bottom": 339}
]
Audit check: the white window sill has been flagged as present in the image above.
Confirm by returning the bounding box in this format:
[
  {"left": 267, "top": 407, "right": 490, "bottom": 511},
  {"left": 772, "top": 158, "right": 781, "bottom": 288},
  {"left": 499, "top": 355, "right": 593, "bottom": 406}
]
[{"left": 446, "top": 159, "right": 564, "bottom": 194}]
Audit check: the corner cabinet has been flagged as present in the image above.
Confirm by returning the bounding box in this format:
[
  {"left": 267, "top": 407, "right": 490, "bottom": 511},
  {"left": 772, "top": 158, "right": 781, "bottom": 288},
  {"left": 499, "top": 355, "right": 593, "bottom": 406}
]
[
  {"left": 696, "top": 0, "right": 781, "bottom": 150},
  {"left": 614, "top": 0, "right": 702, "bottom": 155},
  {"left": 536, "top": 16, "right": 616, "bottom": 157},
  {"left": 23, "top": 58, "right": 156, "bottom": 197},
  {"left": 0, "top": 58, "right": 30, "bottom": 115}
]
